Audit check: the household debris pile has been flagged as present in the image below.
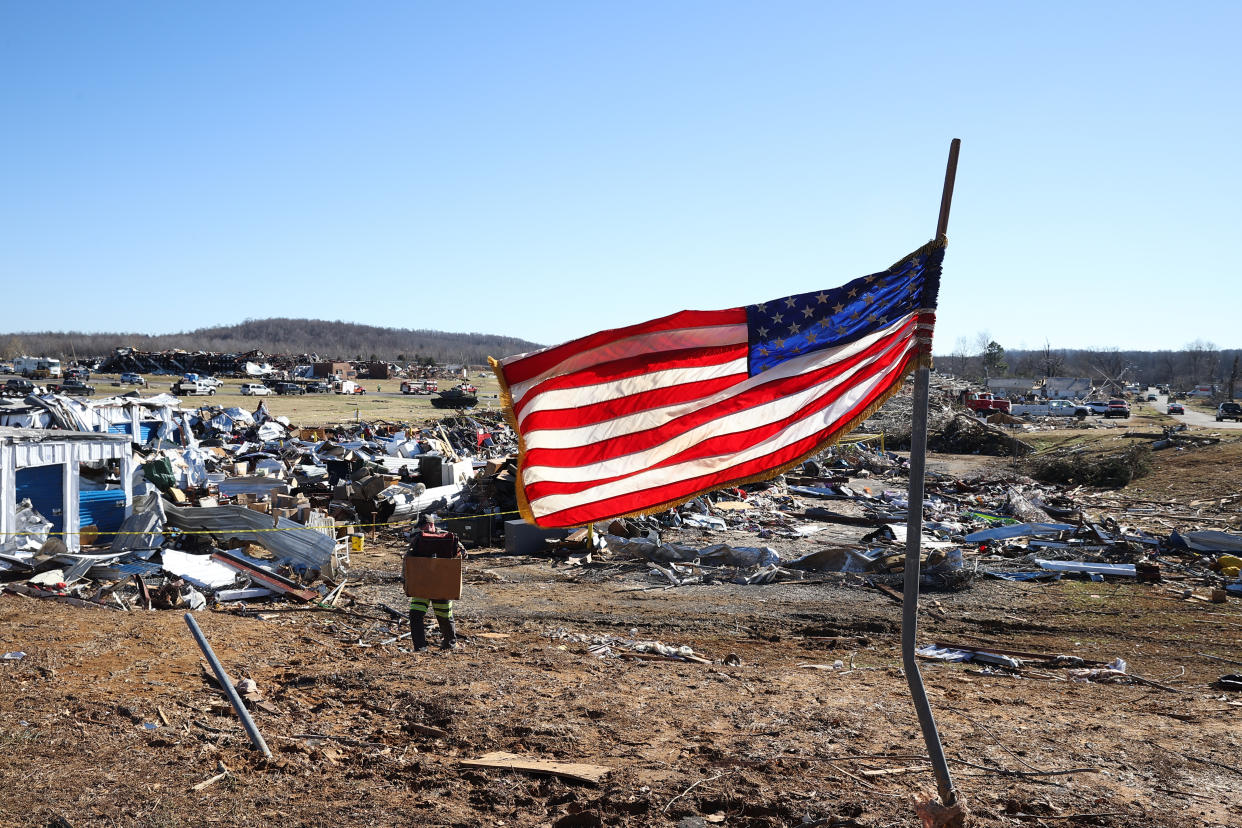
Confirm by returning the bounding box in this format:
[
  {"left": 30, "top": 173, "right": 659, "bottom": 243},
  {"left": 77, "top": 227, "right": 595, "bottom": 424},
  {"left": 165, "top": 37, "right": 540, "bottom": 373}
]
[{"left": 0, "top": 392, "right": 523, "bottom": 610}]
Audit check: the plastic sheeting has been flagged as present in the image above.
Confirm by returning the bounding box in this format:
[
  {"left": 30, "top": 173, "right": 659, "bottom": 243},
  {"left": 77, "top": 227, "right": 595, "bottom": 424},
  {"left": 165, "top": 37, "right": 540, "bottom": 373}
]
[
  {"left": 1169, "top": 530, "right": 1242, "bottom": 554},
  {"left": 603, "top": 534, "right": 780, "bottom": 568},
  {"left": 964, "top": 522, "right": 1076, "bottom": 543},
  {"left": 0, "top": 499, "right": 52, "bottom": 562}
]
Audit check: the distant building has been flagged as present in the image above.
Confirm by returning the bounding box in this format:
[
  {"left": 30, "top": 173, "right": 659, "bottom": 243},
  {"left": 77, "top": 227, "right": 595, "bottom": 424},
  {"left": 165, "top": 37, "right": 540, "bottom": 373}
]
[
  {"left": 987, "top": 377, "right": 1038, "bottom": 397},
  {"left": 311, "top": 362, "right": 356, "bottom": 380},
  {"left": 1042, "top": 377, "right": 1093, "bottom": 399},
  {"left": 358, "top": 362, "right": 390, "bottom": 380}
]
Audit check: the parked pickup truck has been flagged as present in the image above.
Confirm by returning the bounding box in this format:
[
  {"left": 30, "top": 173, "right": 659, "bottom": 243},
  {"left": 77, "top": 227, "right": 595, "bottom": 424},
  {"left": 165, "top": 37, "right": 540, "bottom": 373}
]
[
  {"left": 56, "top": 380, "right": 95, "bottom": 396},
  {"left": 1216, "top": 402, "right": 1242, "bottom": 422},
  {"left": 1103, "top": 399, "right": 1131, "bottom": 419},
  {"left": 1008, "top": 399, "right": 1085, "bottom": 418},
  {"left": 960, "top": 391, "right": 1011, "bottom": 414},
  {"left": 173, "top": 379, "right": 216, "bottom": 396}
]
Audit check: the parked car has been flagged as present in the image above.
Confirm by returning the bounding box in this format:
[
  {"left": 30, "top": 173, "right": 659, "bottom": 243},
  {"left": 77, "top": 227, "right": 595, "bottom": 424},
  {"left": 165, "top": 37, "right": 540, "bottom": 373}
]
[
  {"left": 1081, "top": 400, "right": 1111, "bottom": 416},
  {"left": 1166, "top": 402, "right": 1184, "bottom": 414},
  {"left": 240, "top": 382, "right": 272, "bottom": 396},
  {"left": 1145, "top": 393, "right": 1157, "bottom": 401},
  {"left": 58, "top": 379, "right": 95, "bottom": 396},
  {"left": 274, "top": 382, "right": 305, "bottom": 395},
  {"left": 1216, "top": 402, "right": 1242, "bottom": 422},
  {"left": 120, "top": 372, "right": 146, "bottom": 386},
  {"left": 305, "top": 382, "right": 329, "bottom": 393},
  {"left": 1103, "top": 399, "right": 1131, "bottom": 419}
]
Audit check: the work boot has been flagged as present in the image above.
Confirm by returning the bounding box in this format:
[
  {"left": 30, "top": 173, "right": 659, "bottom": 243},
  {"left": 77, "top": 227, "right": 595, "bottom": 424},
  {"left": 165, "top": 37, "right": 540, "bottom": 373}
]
[
  {"left": 410, "top": 611, "right": 428, "bottom": 652},
  {"left": 437, "top": 615, "right": 459, "bottom": 650}
]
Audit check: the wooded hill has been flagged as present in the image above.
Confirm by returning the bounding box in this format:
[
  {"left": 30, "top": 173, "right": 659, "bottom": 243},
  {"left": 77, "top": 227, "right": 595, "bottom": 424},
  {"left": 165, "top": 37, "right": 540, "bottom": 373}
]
[
  {"left": 0, "top": 318, "right": 544, "bottom": 366},
  {"left": 936, "top": 339, "right": 1242, "bottom": 392}
]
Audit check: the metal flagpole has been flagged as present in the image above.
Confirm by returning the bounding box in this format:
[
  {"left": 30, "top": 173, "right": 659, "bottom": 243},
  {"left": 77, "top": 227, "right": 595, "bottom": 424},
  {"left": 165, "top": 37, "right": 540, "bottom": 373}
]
[{"left": 903, "top": 138, "right": 961, "bottom": 807}]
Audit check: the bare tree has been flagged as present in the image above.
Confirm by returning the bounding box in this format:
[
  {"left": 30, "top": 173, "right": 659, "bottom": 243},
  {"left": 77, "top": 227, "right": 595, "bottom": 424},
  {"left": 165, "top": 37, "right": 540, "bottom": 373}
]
[
  {"left": 951, "top": 336, "right": 971, "bottom": 377},
  {"left": 1185, "top": 340, "right": 1217, "bottom": 384},
  {"left": 1040, "top": 339, "right": 1064, "bottom": 378},
  {"left": 1158, "top": 350, "right": 1178, "bottom": 387}
]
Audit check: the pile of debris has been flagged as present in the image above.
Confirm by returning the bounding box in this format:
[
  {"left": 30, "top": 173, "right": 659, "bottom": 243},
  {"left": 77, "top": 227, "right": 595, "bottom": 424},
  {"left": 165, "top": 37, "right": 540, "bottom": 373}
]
[{"left": 0, "top": 391, "right": 526, "bottom": 610}]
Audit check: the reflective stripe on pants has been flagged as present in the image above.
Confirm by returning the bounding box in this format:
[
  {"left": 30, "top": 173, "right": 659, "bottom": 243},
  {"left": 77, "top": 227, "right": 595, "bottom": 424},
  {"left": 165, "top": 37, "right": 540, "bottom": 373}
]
[{"left": 410, "top": 597, "right": 453, "bottom": 619}]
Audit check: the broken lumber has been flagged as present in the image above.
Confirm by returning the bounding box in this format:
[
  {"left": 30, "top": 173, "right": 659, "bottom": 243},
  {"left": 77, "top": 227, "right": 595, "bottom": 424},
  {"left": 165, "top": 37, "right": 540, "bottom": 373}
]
[{"left": 459, "top": 752, "right": 612, "bottom": 784}]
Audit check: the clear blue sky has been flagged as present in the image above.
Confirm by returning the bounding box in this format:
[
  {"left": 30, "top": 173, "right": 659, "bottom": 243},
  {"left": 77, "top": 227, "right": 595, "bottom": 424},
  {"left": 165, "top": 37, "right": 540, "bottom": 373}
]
[{"left": 3, "top": 2, "right": 1239, "bottom": 355}]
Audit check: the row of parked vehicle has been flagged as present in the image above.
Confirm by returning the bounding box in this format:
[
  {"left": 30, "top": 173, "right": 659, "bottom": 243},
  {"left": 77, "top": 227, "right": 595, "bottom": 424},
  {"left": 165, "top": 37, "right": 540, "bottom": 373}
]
[
  {"left": 4, "top": 372, "right": 363, "bottom": 399},
  {"left": 174, "top": 377, "right": 338, "bottom": 396}
]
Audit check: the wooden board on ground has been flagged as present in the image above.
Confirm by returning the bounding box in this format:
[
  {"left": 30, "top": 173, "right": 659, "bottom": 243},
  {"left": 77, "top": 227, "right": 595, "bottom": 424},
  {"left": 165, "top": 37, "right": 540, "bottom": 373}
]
[{"left": 459, "top": 752, "right": 612, "bottom": 784}]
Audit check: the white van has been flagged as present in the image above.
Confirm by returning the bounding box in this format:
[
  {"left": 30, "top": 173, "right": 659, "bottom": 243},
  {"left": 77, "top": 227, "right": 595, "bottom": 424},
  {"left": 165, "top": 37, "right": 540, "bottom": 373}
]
[{"left": 240, "top": 383, "right": 272, "bottom": 396}]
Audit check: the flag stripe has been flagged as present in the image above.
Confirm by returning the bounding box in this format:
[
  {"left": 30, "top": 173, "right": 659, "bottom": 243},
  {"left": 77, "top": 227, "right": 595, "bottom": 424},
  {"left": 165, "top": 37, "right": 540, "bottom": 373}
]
[
  {"left": 513, "top": 345, "right": 748, "bottom": 425},
  {"left": 522, "top": 313, "right": 915, "bottom": 457},
  {"left": 528, "top": 349, "right": 916, "bottom": 525},
  {"left": 521, "top": 323, "right": 913, "bottom": 493},
  {"left": 520, "top": 370, "right": 747, "bottom": 435},
  {"left": 508, "top": 322, "right": 747, "bottom": 410},
  {"left": 502, "top": 310, "right": 746, "bottom": 392}
]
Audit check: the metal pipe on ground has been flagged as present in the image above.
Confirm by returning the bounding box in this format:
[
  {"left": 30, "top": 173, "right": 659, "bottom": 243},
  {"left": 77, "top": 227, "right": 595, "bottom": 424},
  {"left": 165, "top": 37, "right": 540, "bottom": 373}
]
[{"left": 183, "top": 612, "right": 272, "bottom": 759}]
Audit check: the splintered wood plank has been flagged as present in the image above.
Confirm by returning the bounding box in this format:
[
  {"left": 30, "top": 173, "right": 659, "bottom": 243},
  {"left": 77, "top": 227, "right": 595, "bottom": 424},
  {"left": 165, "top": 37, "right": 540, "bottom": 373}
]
[{"left": 459, "top": 752, "right": 612, "bottom": 784}]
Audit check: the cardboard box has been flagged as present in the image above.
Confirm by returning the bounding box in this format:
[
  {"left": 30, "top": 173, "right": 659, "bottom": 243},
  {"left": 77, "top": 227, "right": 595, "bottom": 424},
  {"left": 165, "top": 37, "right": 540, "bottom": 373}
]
[{"left": 403, "top": 556, "right": 462, "bottom": 600}]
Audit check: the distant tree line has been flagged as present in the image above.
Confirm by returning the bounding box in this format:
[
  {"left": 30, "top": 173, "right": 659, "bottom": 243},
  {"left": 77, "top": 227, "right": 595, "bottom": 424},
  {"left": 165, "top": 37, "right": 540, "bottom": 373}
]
[
  {"left": 0, "top": 318, "right": 543, "bottom": 367},
  {"left": 939, "top": 333, "right": 1238, "bottom": 393}
]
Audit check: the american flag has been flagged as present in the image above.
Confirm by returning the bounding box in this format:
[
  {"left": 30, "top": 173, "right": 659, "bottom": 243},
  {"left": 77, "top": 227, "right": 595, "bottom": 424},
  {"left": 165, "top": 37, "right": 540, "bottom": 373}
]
[{"left": 492, "top": 238, "right": 945, "bottom": 528}]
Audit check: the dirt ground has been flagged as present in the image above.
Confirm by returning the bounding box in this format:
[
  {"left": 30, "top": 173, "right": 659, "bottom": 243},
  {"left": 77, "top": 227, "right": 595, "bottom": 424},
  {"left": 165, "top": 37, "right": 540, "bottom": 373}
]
[{"left": 2, "top": 440, "right": 1241, "bottom": 827}]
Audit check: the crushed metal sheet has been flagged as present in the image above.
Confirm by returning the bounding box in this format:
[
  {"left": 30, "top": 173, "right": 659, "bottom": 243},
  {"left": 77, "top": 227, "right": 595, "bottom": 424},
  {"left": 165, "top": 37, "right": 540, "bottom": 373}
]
[{"left": 162, "top": 502, "right": 334, "bottom": 574}]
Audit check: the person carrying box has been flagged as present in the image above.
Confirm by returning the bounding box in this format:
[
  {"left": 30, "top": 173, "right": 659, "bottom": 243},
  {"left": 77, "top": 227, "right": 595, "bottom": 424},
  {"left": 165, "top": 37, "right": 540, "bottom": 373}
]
[{"left": 405, "top": 513, "right": 464, "bottom": 651}]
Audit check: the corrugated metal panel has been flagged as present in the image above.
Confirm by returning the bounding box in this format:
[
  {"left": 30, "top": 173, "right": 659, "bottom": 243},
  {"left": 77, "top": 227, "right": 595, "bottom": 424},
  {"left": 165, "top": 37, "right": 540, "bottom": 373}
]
[
  {"left": 78, "top": 489, "right": 127, "bottom": 533},
  {"left": 139, "top": 421, "right": 160, "bottom": 442},
  {"left": 15, "top": 464, "right": 64, "bottom": 532},
  {"left": 108, "top": 422, "right": 133, "bottom": 435}
]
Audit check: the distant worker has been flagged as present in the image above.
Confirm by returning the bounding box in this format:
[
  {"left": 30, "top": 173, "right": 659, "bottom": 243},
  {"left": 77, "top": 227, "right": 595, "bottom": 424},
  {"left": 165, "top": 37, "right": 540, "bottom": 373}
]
[{"left": 405, "top": 513, "right": 464, "bottom": 651}]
